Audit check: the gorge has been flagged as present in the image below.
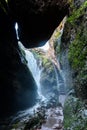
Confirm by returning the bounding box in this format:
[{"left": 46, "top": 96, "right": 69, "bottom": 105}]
[
  {"left": 9, "top": 17, "right": 67, "bottom": 130},
  {"left": 0, "top": 0, "right": 87, "bottom": 130}
]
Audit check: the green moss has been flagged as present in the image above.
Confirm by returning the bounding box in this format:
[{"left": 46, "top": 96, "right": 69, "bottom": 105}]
[
  {"left": 42, "top": 58, "right": 49, "bottom": 65},
  {"left": 54, "top": 31, "right": 61, "bottom": 39},
  {"left": 67, "top": 3, "right": 87, "bottom": 98},
  {"left": 67, "top": 1, "right": 87, "bottom": 24},
  {"left": 64, "top": 96, "right": 87, "bottom": 129},
  {"left": 24, "top": 111, "right": 45, "bottom": 130},
  {"left": 31, "top": 50, "right": 45, "bottom": 61},
  {"left": 11, "top": 122, "right": 20, "bottom": 129},
  {"left": 68, "top": 0, "right": 73, "bottom": 3},
  {"left": 68, "top": 30, "right": 87, "bottom": 70}
]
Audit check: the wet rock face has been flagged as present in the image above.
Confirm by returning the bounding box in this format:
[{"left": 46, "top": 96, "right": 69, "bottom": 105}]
[
  {"left": 8, "top": 0, "right": 69, "bottom": 47},
  {"left": 74, "top": 0, "right": 85, "bottom": 8},
  {"left": 61, "top": 0, "right": 87, "bottom": 99}
]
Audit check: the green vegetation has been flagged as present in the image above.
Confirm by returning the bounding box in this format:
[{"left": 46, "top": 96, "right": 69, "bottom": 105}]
[
  {"left": 63, "top": 1, "right": 87, "bottom": 128},
  {"left": 68, "top": 31, "right": 87, "bottom": 70},
  {"left": 31, "top": 50, "right": 42, "bottom": 59},
  {"left": 67, "top": 1, "right": 87, "bottom": 24},
  {"left": 54, "top": 31, "right": 61, "bottom": 40},
  {"left": 24, "top": 110, "right": 45, "bottom": 130},
  {"left": 65, "top": 0, "right": 87, "bottom": 99},
  {"left": 11, "top": 122, "right": 20, "bottom": 129},
  {"left": 40, "top": 55, "right": 55, "bottom": 81},
  {"left": 54, "top": 40, "right": 61, "bottom": 55},
  {"left": 64, "top": 96, "right": 87, "bottom": 130},
  {"left": 42, "top": 57, "right": 50, "bottom": 66}
]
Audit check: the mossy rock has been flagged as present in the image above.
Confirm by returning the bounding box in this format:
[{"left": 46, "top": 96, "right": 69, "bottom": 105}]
[
  {"left": 64, "top": 96, "right": 87, "bottom": 129},
  {"left": 67, "top": 1, "right": 87, "bottom": 24}
]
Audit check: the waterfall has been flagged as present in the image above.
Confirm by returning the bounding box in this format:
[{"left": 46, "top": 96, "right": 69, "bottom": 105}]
[
  {"left": 11, "top": 19, "right": 68, "bottom": 127},
  {"left": 60, "top": 50, "right": 73, "bottom": 92},
  {"left": 15, "top": 17, "right": 67, "bottom": 106},
  {"left": 53, "top": 60, "right": 66, "bottom": 106},
  {"left": 15, "top": 22, "right": 19, "bottom": 40},
  {"left": 25, "top": 50, "right": 45, "bottom": 101},
  {"left": 18, "top": 41, "right": 45, "bottom": 101},
  {"left": 15, "top": 23, "right": 45, "bottom": 101}
]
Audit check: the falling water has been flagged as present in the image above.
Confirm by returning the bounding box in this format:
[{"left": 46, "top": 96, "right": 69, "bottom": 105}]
[
  {"left": 18, "top": 41, "right": 45, "bottom": 101},
  {"left": 52, "top": 16, "right": 67, "bottom": 106},
  {"left": 10, "top": 18, "right": 67, "bottom": 128},
  {"left": 15, "top": 17, "right": 67, "bottom": 104},
  {"left": 15, "top": 22, "right": 19, "bottom": 40},
  {"left": 10, "top": 34, "right": 46, "bottom": 124},
  {"left": 52, "top": 63, "right": 66, "bottom": 106},
  {"left": 25, "top": 50, "right": 45, "bottom": 101},
  {"left": 15, "top": 23, "right": 45, "bottom": 101}
]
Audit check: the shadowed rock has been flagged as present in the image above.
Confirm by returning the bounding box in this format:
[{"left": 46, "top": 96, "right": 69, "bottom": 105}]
[
  {"left": 8, "top": 0, "right": 69, "bottom": 47},
  {"left": 0, "top": 0, "right": 69, "bottom": 117}
]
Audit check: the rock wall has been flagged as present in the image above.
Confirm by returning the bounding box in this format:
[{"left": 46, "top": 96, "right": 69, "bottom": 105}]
[
  {"left": 0, "top": 5, "right": 37, "bottom": 118},
  {"left": 8, "top": 0, "right": 69, "bottom": 47},
  {"left": 61, "top": 0, "right": 87, "bottom": 99},
  {"left": 61, "top": 0, "right": 87, "bottom": 129}
]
